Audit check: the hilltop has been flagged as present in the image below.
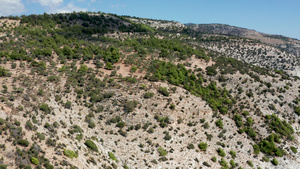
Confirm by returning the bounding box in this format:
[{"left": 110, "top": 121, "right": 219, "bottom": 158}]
[{"left": 0, "top": 12, "right": 299, "bottom": 169}]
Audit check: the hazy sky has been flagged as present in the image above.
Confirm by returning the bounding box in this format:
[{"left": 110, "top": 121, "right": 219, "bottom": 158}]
[{"left": 1, "top": 0, "right": 299, "bottom": 39}]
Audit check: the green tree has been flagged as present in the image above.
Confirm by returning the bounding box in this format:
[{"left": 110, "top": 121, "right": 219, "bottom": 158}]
[
  {"left": 157, "top": 147, "right": 168, "bottom": 156},
  {"left": 0, "top": 67, "right": 9, "bottom": 77},
  {"left": 63, "top": 149, "right": 78, "bottom": 159},
  {"left": 108, "top": 152, "right": 118, "bottom": 162},
  {"left": 31, "top": 157, "right": 39, "bottom": 165},
  {"left": 271, "top": 158, "right": 279, "bottom": 166},
  {"left": 78, "top": 64, "right": 88, "bottom": 73},
  {"left": 40, "top": 103, "right": 51, "bottom": 114},
  {"left": 253, "top": 144, "right": 260, "bottom": 155},
  {"left": 198, "top": 142, "right": 208, "bottom": 151},
  {"left": 124, "top": 100, "right": 138, "bottom": 113},
  {"left": 215, "top": 119, "right": 223, "bottom": 129},
  {"left": 85, "top": 140, "right": 98, "bottom": 152},
  {"left": 217, "top": 148, "right": 226, "bottom": 157}
]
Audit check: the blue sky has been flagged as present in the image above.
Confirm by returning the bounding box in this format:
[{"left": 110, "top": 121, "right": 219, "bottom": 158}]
[{"left": 1, "top": 0, "right": 300, "bottom": 40}]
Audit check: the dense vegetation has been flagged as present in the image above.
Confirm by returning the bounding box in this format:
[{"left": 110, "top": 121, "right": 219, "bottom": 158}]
[{"left": 148, "top": 60, "right": 233, "bottom": 113}]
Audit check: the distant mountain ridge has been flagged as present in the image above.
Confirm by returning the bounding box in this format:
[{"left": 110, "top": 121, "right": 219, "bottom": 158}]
[{"left": 186, "top": 23, "right": 300, "bottom": 57}]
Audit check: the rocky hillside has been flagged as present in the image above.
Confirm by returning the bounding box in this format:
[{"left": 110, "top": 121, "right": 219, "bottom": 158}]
[
  {"left": 0, "top": 12, "right": 299, "bottom": 169},
  {"left": 183, "top": 24, "right": 300, "bottom": 77},
  {"left": 187, "top": 24, "right": 300, "bottom": 56},
  {"left": 194, "top": 37, "right": 300, "bottom": 77},
  {"left": 187, "top": 24, "right": 300, "bottom": 74}
]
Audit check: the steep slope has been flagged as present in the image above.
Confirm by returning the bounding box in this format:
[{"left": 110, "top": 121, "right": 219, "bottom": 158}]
[{"left": 0, "top": 13, "right": 299, "bottom": 169}]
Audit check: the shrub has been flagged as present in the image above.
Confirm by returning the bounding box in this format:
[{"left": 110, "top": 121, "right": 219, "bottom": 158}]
[
  {"left": 253, "top": 144, "right": 260, "bottom": 155},
  {"left": 36, "top": 132, "right": 45, "bottom": 140},
  {"left": 271, "top": 158, "right": 279, "bottom": 165},
  {"left": 139, "top": 84, "right": 147, "bottom": 89},
  {"left": 235, "top": 120, "right": 244, "bottom": 128},
  {"left": 230, "top": 160, "right": 235, "bottom": 167},
  {"left": 217, "top": 148, "right": 226, "bottom": 157},
  {"left": 135, "top": 124, "right": 141, "bottom": 130},
  {"left": 76, "top": 134, "right": 83, "bottom": 141},
  {"left": 0, "top": 118, "right": 5, "bottom": 125},
  {"left": 46, "top": 138, "right": 56, "bottom": 147},
  {"left": 64, "top": 149, "right": 78, "bottom": 159},
  {"left": 108, "top": 116, "right": 121, "bottom": 124},
  {"left": 219, "top": 158, "right": 228, "bottom": 167},
  {"left": 158, "top": 87, "right": 169, "bottom": 96},
  {"left": 123, "top": 164, "right": 129, "bottom": 169},
  {"left": 247, "top": 160, "right": 253, "bottom": 167},
  {"left": 206, "top": 66, "right": 217, "bottom": 76},
  {"left": 215, "top": 119, "right": 223, "bottom": 129},
  {"left": 205, "top": 132, "right": 213, "bottom": 141},
  {"left": 88, "top": 121, "right": 96, "bottom": 128},
  {"left": 108, "top": 152, "right": 118, "bottom": 162},
  {"left": 158, "top": 156, "right": 168, "bottom": 162},
  {"left": 295, "top": 106, "right": 300, "bottom": 115},
  {"left": 202, "top": 122, "right": 209, "bottom": 129},
  {"left": 130, "top": 66, "right": 138, "bottom": 73},
  {"left": 157, "top": 147, "right": 168, "bottom": 156},
  {"left": 116, "top": 121, "right": 125, "bottom": 128},
  {"left": 229, "top": 150, "right": 236, "bottom": 158},
  {"left": 31, "top": 157, "right": 39, "bottom": 165},
  {"left": 290, "top": 146, "right": 297, "bottom": 153},
  {"left": 47, "top": 75, "right": 59, "bottom": 82},
  {"left": 265, "top": 114, "right": 294, "bottom": 139},
  {"left": 85, "top": 140, "right": 98, "bottom": 152},
  {"left": 124, "top": 100, "right": 138, "bottom": 112},
  {"left": 44, "top": 163, "right": 54, "bottom": 169},
  {"left": 144, "top": 92, "right": 154, "bottom": 98},
  {"left": 0, "top": 67, "right": 9, "bottom": 77},
  {"left": 244, "top": 127, "right": 257, "bottom": 138},
  {"left": 198, "top": 142, "right": 208, "bottom": 151},
  {"left": 211, "top": 156, "right": 217, "bottom": 162},
  {"left": 25, "top": 121, "right": 33, "bottom": 130},
  {"left": 163, "top": 134, "right": 172, "bottom": 141},
  {"left": 262, "top": 156, "right": 270, "bottom": 162},
  {"left": 106, "top": 62, "right": 113, "bottom": 70},
  {"left": 123, "top": 76, "right": 137, "bottom": 83},
  {"left": 147, "top": 127, "right": 154, "bottom": 134},
  {"left": 187, "top": 144, "right": 195, "bottom": 149},
  {"left": 40, "top": 103, "right": 51, "bottom": 114},
  {"left": 78, "top": 64, "right": 88, "bottom": 72},
  {"left": 17, "top": 139, "right": 29, "bottom": 147},
  {"left": 0, "top": 164, "right": 7, "bottom": 169},
  {"left": 118, "top": 129, "right": 127, "bottom": 137},
  {"left": 65, "top": 101, "right": 72, "bottom": 109},
  {"left": 69, "top": 125, "right": 83, "bottom": 134},
  {"left": 154, "top": 115, "right": 170, "bottom": 128},
  {"left": 259, "top": 134, "right": 286, "bottom": 157},
  {"left": 203, "top": 161, "right": 211, "bottom": 167},
  {"left": 246, "top": 117, "right": 254, "bottom": 126}
]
